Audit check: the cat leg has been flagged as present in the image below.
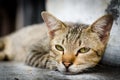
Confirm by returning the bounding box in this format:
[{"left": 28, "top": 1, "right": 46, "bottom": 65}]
[
  {"left": 0, "top": 38, "right": 14, "bottom": 61},
  {"left": 25, "top": 51, "right": 57, "bottom": 70},
  {"left": 0, "top": 52, "right": 6, "bottom": 61},
  {"left": 25, "top": 51, "right": 50, "bottom": 68},
  {"left": 0, "top": 38, "right": 6, "bottom": 60}
]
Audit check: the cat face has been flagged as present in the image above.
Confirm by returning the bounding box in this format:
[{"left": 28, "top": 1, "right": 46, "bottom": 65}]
[{"left": 41, "top": 12, "right": 113, "bottom": 74}]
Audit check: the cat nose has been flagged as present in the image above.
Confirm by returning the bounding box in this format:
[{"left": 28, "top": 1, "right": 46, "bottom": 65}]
[{"left": 62, "top": 61, "right": 73, "bottom": 68}]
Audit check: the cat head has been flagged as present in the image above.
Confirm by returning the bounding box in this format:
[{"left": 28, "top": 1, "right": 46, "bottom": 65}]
[{"left": 41, "top": 11, "right": 113, "bottom": 74}]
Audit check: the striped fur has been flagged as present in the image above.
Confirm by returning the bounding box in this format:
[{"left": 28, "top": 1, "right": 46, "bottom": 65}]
[{"left": 0, "top": 12, "right": 113, "bottom": 74}]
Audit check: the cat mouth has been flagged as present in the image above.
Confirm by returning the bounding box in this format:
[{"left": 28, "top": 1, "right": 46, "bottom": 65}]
[{"left": 56, "top": 68, "right": 79, "bottom": 75}]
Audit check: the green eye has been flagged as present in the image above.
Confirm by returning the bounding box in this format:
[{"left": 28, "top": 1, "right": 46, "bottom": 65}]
[
  {"left": 77, "top": 47, "right": 90, "bottom": 53},
  {"left": 55, "top": 45, "right": 64, "bottom": 51}
]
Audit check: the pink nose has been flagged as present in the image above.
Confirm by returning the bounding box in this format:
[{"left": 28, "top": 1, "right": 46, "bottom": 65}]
[{"left": 62, "top": 61, "right": 73, "bottom": 68}]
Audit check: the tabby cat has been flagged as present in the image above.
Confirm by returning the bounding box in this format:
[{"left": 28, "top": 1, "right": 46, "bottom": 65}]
[{"left": 0, "top": 11, "right": 113, "bottom": 74}]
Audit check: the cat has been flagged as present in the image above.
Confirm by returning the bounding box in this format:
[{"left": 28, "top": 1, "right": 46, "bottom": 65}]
[{"left": 0, "top": 11, "right": 113, "bottom": 74}]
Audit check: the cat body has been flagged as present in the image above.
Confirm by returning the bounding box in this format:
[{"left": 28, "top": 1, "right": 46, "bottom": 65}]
[
  {"left": 0, "top": 12, "right": 113, "bottom": 74},
  {"left": 0, "top": 23, "right": 49, "bottom": 61}
]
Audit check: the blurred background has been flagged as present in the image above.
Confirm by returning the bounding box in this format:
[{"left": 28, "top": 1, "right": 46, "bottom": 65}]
[
  {"left": 0, "top": 0, "right": 45, "bottom": 37},
  {"left": 0, "top": 0, "right": 119, "bottom": 37}
]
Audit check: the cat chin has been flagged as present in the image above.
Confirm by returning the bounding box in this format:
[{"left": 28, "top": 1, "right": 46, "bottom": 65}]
[
  {"left": 58, "top": 68, "right": 82, "bottom": 75},
  {"left": 57, "top": 63, "right": 94, "bottom": 74},
  {"left": 57, "top": 63, "right": 84, "bottom": 74}
]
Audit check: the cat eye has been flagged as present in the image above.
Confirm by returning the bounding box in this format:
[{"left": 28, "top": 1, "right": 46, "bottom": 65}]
[
  {"left": 55, "top": 45, "right": 64, "bottom": 51},
  {"left": 76, "top": 47, "right": 90, "bottom": 56}
]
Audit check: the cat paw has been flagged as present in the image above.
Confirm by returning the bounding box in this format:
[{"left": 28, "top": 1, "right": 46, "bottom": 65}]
[
  {"left": 45, "top": 60, "right": 57, "bottom": 70},
  {"left": 0, "top": 52, "right": 6, "bottom": 61}
]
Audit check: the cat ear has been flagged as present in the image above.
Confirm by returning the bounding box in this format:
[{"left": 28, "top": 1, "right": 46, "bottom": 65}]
[
  {"left": 41, "top": 11, "right": 66, "bottom": 38},
  {"left": 90, "top": 15, "right": 113, "bottom": 44}
]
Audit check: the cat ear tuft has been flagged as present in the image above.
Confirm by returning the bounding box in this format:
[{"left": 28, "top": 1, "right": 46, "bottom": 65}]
[
  {"left": 41, "top": 11, "right": 65, "bottom": 38},
  {"left": 91, "top": 14, "right": 113, "bottom": 44},
  {"left": 41, "top": 11, "right": 62, "bottom": 30}
]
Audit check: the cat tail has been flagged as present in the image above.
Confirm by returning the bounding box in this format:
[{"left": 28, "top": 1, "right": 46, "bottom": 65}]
[{"left": 0, "top": 37, "right": 6, "bottom": 60}]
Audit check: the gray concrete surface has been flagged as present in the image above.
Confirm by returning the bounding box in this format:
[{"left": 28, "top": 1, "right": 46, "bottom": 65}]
[{"left": 0, "top": 61, "right": 120, "bottom": 80}]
